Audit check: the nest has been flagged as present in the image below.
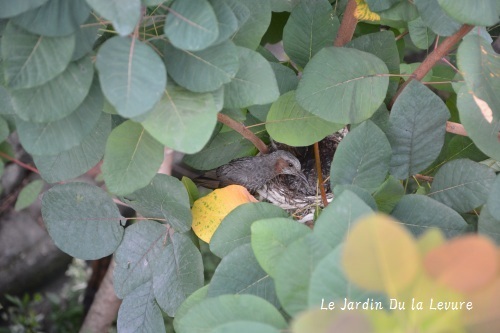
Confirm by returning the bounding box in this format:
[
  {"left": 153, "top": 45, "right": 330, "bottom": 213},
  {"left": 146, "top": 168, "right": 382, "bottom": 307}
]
[{"left": 257, "top": 128, "right": 348, "bottom": 223}]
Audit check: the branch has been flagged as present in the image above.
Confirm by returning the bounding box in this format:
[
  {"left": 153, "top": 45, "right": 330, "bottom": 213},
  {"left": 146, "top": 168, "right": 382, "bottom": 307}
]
[
  {"left": 217, "top": 113, "right": 269, "bottom": 154},
  {"left": 389, "top": 24, "right": 474, "bottom": 108},
  {"left": 0, "top": 151, "right": 39, "bottom": 174},
  {"left": 313, "top": 142, "right": 328, "bottom": 207},
  {"left": 334, "top": 0, "right": 358, "bottom": 47}
]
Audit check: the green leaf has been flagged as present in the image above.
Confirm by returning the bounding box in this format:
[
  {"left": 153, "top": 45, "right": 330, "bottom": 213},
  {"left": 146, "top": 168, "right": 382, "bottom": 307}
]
[
  {"left": 372, "top": 176, "right": 405, "bottom": 213},
  {"left": 270, "top": 0, "right": 300, "bottom": 11},
  {"left": 428, "top": 159, "right": 496, "bottom": 213},
  {"left": 366, "top": 0, "right": 400, "bottom": 11},
  {"left": 308, "top": 245, "right": 386, "bottom": 310},
  {"left": 387, "top": 80, "right": 450, "bottom": 179},
  {"left": 33, "top": 113, "right": 111, "bottom": 183},
  {"left": 314, "top": 190, "right": 373, "bottom": 248},
  {"left": 113, "top": 220, "right": 167, "bottom": 298},
  {"left": 71, "top": 15, "right": 101, "bottom": 61},
  {"left": 458, "top": 35, "right": 500, "bottom": 121},
  {"left": 164, "top": 0, "right": 219, "bottom": 51},
  {"left": 400, "top": 62, "right": 433, "bottom": 83},
  {"left": 210, "top": 0, "right": 239, "bottom": 45},
  {"left": 15, "top": 179, "right": 44, "bottom": 211},
  {"left": 413, "top": 0, "right": 461, "bottom": 36},
  {"left": 487, "top": 175, "right": 500, "bottom": 220},
  {"left": 438, "top": 0, "right": 498, "bottom": 26},
  {"left": 457, "top": 85, "right": 500, "bottom": 161},
  {"left": 479, "top": 204, "right": 500, "bottom": 244},
  {"left": 210, "top": 202, "right": 288, "bottom": 258},
  {"left": 408, "top": 17, "right": 436, "bottom": 49},
  {"left": 152, "top": 232, "right": 204, "bottom": 316},
  {"left": 164, "top": 40, "right": 239, "bottom": 93},
  {"left": 0, "top": 116, "right": 8, "bottom": 142},
  {"left": 102, "top": 121, "right": 164, "bottom": 195},
  {"left": 0, "top": 0, "right": 48, "bottom": 19},
  {"left": 229, "top": 0, "right": 271, "bottom": 50},
  {"left": 266, "top": 91, "right": 343, "bottom": 147},
  {"left": 282, "top": 0, "right": 339, "bottom": 69},
  {"left": 16, "top": 77, "right": 103, "bottom": 155},
  {"left": 11, "top": 56, "right": 94, "bottom": 122},
  {"left": 121, "top": 174, "right": 192, "bottom": 233},
  {"left": 96, "top": 36, "right": 167, "bottom": 118},
  {"left": 141, "top": 84, "right": 218, "bottom": 154},
  {"left": 174, "top": 294, "right": 286, "bottom": 333},
  {"left": 1, "top": 22, "right": 75, "bottom": 89},
  {"left": 181, "top": 176, "right": 199, "bottom": 206},
  {"left": 330, "top": 121, "right": 391, "bottom": 192},
  {"left": 86, "top": 0, "right": 141, "bottom": 36},
  {"left": 0, "top": 86, "right": 15, "bottom": 115},
  {"left": 274, "top": 233, "right": 330, "bottom": 316},
  {"left": 251, "top": 218, "right": 311, "bottom": 278},
  {"left": 211, "top": 322, "right": 280, "bottom": 333},
  {"left": 117, "top": 282, "right": 166, "bottom": 333},
  {"left": 333, "top": 184, "right": 378, "bottom": 210},
  {"left": 12, "top": 0, "right": 90, "bottom": 37},
  {"left": 223, "top": 46, "right": 279, "bottom": 108},
  {"left": 41, "top": 182, "right": 124, "bottom": 260},
  {"left": 174, "top": 285, "right": 209, "bottom": 324},
  {"left": 208, "top": 244, "right": 278, "bottom": 306},
  {"left": 391, "top": 194, "right": 469, "bottom": 237},
  {"left": 296, "top": 47, "right": 389, "bottom": 124},
  {"left": 379, "top": 0, "right": 418, "bottom": 21}
]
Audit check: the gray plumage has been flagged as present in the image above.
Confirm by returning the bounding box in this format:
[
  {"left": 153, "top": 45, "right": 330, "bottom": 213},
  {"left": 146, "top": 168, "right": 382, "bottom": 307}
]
[{"left": 197, "top": 150, "right": 308, "bottom": 192}]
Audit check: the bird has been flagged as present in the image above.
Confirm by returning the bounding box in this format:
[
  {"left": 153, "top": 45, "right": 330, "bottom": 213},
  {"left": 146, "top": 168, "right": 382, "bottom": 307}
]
[{"left": 195, "top": 150, "right": 309, "bottom": 193}]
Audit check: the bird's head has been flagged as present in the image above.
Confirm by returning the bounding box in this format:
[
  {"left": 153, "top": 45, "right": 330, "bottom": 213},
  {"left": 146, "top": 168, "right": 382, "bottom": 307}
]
[{"left": 272, "top": 151, "right": 309, "bottom": 184}]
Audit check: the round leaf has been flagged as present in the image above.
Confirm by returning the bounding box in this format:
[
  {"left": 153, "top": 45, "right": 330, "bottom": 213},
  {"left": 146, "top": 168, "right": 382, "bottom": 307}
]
[
  {"left": 14, "top": 179, "right": 44, "bottom": 211},
  {"left": 41, "top": 182, "right": 124, "bottom": 260},
  {"left": 86, "top": 0, "right": 141, "bottom": 36},
  {"left": 101, "top": 120, "right": 164, "bottom": 195},
  {"left": 413, "top": 0, "right": 460, "bottom": 36},
  {"left": 438, "top": 0, "right": 498, "bottom": 26},
  {"left": 296, "top": 47, "right": 389, "bottom": 124},
  {"left": 1, "top": 22, "right": 75, "bottom": 89},
  {"left": 342, "top": 213, "right": 420, "bottom": 294},
  {"left": 266, "top": 91, "right": 344, "bottom": 147},
  {"left": 487, "top": 175, "right": 500, "bottom": 220},
  {"left": 230, "top": 0, "right": 271, "bottom": 50},
  {"left": 0, "top": 0, "right": 48, "bottom": 19},
  {"left": 96, "top": 36, "right": 167, "bottom": 118},
  {"left": 428, "top": 159, "right": 496, "bottom": 213},
  {"left": 11, "top": 56, "right": 94, "bottom": 122},
  {"left": 164, "top": 0, "right": 219, "bottom": 51}
]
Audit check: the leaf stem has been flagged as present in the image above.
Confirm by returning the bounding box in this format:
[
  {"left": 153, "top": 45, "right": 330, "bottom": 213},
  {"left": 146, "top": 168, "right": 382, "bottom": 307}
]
[
  {"left": 334, "top": 0, "right": 358, "bottom": 47},
  {"left": 217, "top": 113, "right": 269, "bottom": 154},
  {"left": 0, "top": 151, "right": 39, "bottom": 174},
  {"left": 314, "top": 142, "right": 328, "bottom": 207}
]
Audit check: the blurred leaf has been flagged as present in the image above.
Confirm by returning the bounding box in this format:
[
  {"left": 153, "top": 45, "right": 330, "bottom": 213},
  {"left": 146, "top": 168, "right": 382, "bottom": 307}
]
[
  {"left": 86, "top": 0, "right": 140, "bottom": 36},
  {"left": 391, "top": 194, "right": 469, "bottom": 238},
  {"left": 291, "top": 309, "right": 372, "bottom": 333},
  {"left": 210, "top": 202, "right": 288, "bottom": 258},
  {"left": 487, "top": 175, "right": 500, "bottom": 220},
  {"left": 96, "top": 36, "right": 166, "bottom": 118},
  {"left": 164, "top": 40, "right": 239, "bottom": 93},
  {"left": 121, "top": 174, "right": 192, "bottom": 232},
  {"left": 479, "top": 205, "right": 500, "bottom": 244},
  {"left": 208, "top": 243, "right": 279, "bottom": 306},
  {"left": 251, "top": 217, "right": 311, "bottom": 278},
  {"left": 1, "top": 21, "right": 74, "bottom": 89},
  {"left": 282, "top": 0, "right": 339, "bottom": 69},
  {"left": 164, "top": 0, "right": 219, "bottom": 51},
  {"left": 331, "top": 121, "right": 391, "bottom": 192},
  {"left": 333, "top": 184, "right": 378, "bottom": 210},
  {"left": 174, "top": 285, "right": 209, "bottom": 324},
  {"left": 388, "top": 81, "right": 449, "bottom": 179},
  {"left": 0, "top": 116, "right": 8, "bottom": 142},
  {"left": 41, "top": 182, "right": 124, "bottom": 260},
  {"left": 342, "top": 213, "right": 420, "bottom": 294},
  {"left": 438, "top": 0, "right": 498, "bottom": 26},
  {"left": 141, "top": 84, "right": 218, "bottom": 154},
  {"left": 211, "top": 322, "right": 280, "bottom": 333},
  {"left": 0, "top": 0, "right": 48, "bottom": 19},
  {"left": 192, "top": 185, "right": 258, "bottom": 243},
  {"left": 152, "top": 232, "right": 204, "bottom": 316},
  {"left": 223, "top": 46, "right": 279, "bottom": 108},
  {"left": 11, "top": 56, "right": 94, "bottom": 122},
  {"left": 266, "top": 91, "right": 343, "bottom": 147},
  {"left": 174, "top": 294, "right": 287, "bottom": 333},
  {"left": 102, "top": 121, "right": 164, "bottom": 195},
  {"left": 117, "top": 282, "right": 166, "bottom": 333},
  {"left": 296, "top": 47, "right": 389, "bottom": 124},
  {"left": 314, "top": 190, "right": 373, "bottom": 248},
  {"left": 15, "top": 179, "right": 44, "bottom": 211},
  {"left": 428, "top": 159, "right": 496, "bottom": 213},
  {"left": 424, "top": 235, "right": 498, "bottom": 292}
]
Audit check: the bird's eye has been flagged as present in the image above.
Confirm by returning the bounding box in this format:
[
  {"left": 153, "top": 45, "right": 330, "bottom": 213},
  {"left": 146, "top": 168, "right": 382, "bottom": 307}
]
[{"left": 288, "top": 162, "right": 293, "bottom": 167}]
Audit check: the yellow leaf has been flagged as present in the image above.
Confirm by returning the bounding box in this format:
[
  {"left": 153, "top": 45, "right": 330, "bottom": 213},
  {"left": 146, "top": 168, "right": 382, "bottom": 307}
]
[
  {"left": 342, "top": 213, "right": 420, "bottom": 295},
  {"left": 191, "top": 185, "right": 258, "bottom": 243},
  {"left": 355, "top": 0, "right": 381, "bottom": 22}
]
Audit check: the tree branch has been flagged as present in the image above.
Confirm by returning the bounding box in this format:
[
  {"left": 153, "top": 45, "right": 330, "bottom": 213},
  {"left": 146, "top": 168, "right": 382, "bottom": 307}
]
[
  {"left": 334, "top": 0, "right": 358, "bottom": 47},
  {"left": 313, "top": 142, "right": 328, "bottom": 207},
  {"left": 217, "top": 113, "right": 269, "bottom": 154},
  {"left": 389, "top": 24, "right": 474, "bottom": 108}
]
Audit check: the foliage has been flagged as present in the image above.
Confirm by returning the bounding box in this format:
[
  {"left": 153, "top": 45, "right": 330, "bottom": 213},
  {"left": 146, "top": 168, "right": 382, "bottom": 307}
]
[{"left": 0, "top": 0, "right": 499, "bottom": 332}]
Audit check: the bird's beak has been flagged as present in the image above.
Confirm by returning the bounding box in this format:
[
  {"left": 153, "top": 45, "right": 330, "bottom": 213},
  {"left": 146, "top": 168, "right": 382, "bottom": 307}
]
[{"left": 295, "top": 171, "right": 309, "bottom": 186}]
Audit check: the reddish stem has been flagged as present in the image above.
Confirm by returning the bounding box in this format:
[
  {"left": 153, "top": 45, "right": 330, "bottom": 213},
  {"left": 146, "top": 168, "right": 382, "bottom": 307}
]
[
  {"left": 334, "top": 0, "right": 358, "bottom": 47},
  {"left": 217, "top": 113, "right": 269, "bottom": 154},
  {"left": 0, "top": 151, "right": 39, "bottom": 174},
  {"left": 314, "top": 142, "right": 328, "bottom": 207}
]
